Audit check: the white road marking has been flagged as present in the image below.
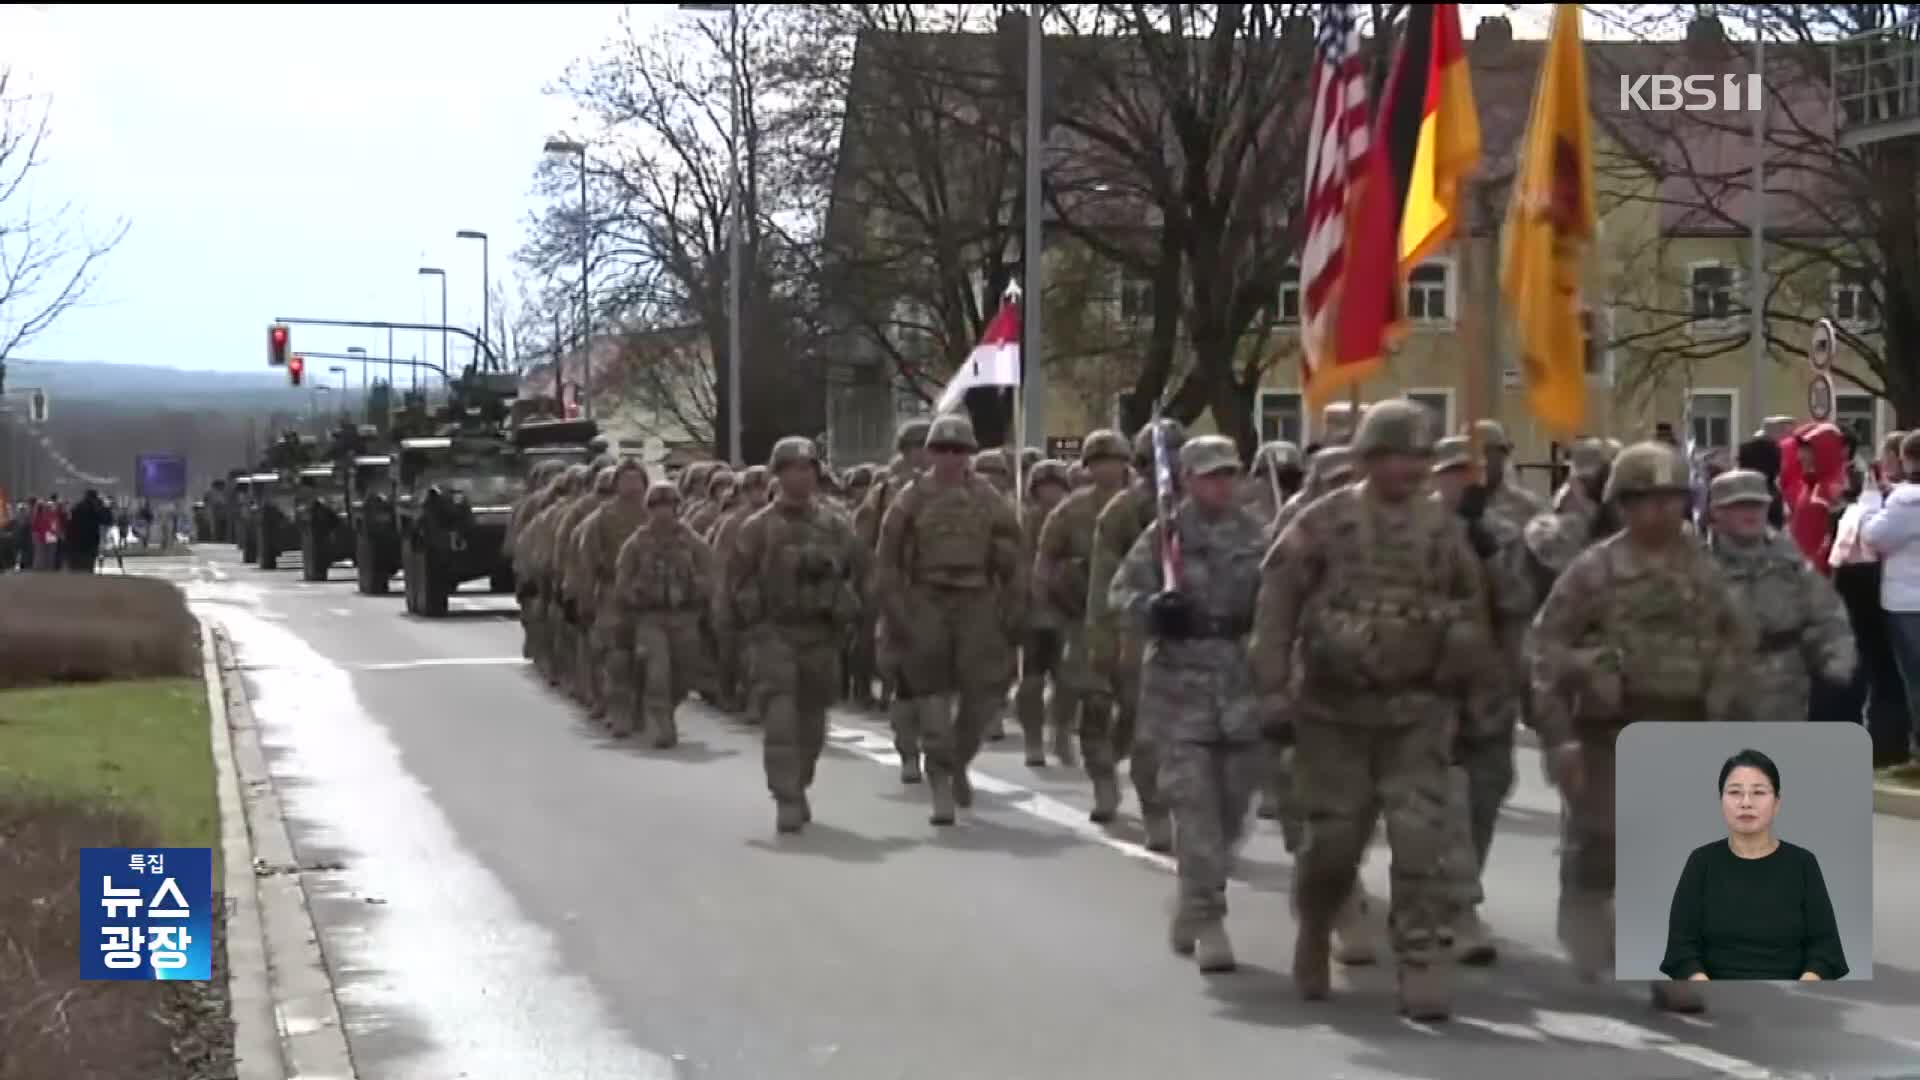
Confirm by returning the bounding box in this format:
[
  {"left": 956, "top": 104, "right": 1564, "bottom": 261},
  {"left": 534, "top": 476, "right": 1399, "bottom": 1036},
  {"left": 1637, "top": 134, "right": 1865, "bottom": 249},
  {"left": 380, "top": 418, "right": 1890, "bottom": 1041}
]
[
  {"left": 197, "top": 602, "right": 678, "bottom": 1079},
  {"left": 355, "top": 657, "right": 530, "bottom": 671},
  {"left": 328, "top": 607, "right": 353, "bottom": 617}
]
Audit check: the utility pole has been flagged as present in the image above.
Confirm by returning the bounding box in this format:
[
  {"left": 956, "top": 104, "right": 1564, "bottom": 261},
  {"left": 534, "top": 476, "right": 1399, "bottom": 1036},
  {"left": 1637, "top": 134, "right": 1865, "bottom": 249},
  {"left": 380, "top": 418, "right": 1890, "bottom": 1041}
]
[
  {"left": 1021, "top": 3, "right": 1045, "bottom": 450},
  {"left": 1748, "top": 21, "right": 1768, "bottom": 436}
]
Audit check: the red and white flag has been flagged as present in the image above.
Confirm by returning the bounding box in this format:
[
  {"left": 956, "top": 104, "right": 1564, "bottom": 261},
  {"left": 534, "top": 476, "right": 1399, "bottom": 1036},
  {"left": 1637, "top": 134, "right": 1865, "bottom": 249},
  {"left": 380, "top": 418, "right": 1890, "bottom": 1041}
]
[{"left": 934, "top": 294, "right": 1022, "bottom": 414}]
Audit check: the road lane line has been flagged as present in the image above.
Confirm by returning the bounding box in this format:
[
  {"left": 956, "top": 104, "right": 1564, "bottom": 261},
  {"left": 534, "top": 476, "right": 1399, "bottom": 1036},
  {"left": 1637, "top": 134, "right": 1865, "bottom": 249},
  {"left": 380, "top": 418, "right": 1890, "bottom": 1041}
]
[{"left": 354, "top": 658, "right": 531, "bottom": 671}]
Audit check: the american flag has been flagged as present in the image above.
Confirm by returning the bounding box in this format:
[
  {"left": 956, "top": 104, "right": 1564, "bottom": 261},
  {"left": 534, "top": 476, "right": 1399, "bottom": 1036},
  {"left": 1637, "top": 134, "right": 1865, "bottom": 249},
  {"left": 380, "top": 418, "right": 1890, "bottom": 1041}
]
[{"left": 1300, "top": 4, "right": 1372, "bottom": 388}]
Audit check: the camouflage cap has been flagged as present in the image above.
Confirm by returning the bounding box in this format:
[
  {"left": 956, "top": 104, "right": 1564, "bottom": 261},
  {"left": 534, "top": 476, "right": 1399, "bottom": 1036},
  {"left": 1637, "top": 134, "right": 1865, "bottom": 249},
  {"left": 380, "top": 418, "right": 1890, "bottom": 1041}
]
[
  {"left": 769, "top": 435, "right": 820, "bottom": 473},
  {"left": 707, "top": 467, "right": 737, "bottom": 495},
  {"left": 1253, "top": 440, "right": 1303, "bottom": 474},
  {"left": 972, "top": 447, "right": 1012, "bottom": 477},
  {"left": 1351, "top": 399, "right": 1436, "bottom": 458},
  {"left": 738, "top": 464, "right": 770, "bottom": 490},
  {"left": 1080, "top": 428, "right": 1130, "bottom": 464},
  {"left": 1604, "top": 441, "right": 1690, "bottom": 501},
  {"left": 926, "top": 414, "right": 979, "bottom": 452},
  {"left": 1027, "top": 459, "right": 1071, "bottom": 492},
  {"left": 644, "top": 479, "right": 682, "bottom": 506},
  {"left": 1568, "top": 436, "right": 1612, "bottom": 477},
  {"left": 896, "top": 417, "right": 933, "bottom": 453},
  {"left": 1709, "top": 468, "right": 1773, "bottom": 508},
  {"left": 1132, "top": 418, "right": 1187, "bottom": 464},
  {"left": 1472, "top": 418, "right": 1513, "bottom": 451},
  {"left": 1432, "top": 435, "right": 1474, "bottom": 473},
  {"left": 1179, "top": 435, "right": 1242, "bottom": 476}
]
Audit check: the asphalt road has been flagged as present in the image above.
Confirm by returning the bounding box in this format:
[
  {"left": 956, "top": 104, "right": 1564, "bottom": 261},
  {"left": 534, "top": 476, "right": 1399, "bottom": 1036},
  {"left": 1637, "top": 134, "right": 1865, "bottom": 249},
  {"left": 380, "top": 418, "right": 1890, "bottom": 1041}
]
[{"left": 145, "top": 548, "right": 1920, "bottom": 1080}]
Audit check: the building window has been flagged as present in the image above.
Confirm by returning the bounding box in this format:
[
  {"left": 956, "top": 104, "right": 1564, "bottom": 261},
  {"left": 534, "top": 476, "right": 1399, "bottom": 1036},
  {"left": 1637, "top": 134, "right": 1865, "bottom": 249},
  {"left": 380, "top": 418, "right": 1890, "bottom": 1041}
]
[
  {"left": 1118, "top": 270, "right": 1154, "bottom": 323},
  {"left": 1836, "top": 392, "right": 1877, "bottom": 450},
  {"left": 1582, "top": 306, "right": 1615, "bottom": 383},
  {"left": 1257, "top": 390, "right": 1304, "bottom": 444},
  {"left": 1406, "top": 261, "right": 1453, "bottom": 324},
  {"left": 1833, "top": 268, "right": 1877, "bottom": 327},
  {"left": 1689, "top": 262, "right": 1734, "bottom": 327},
  {"left": 1686, "top": 390, "right": 1735, "bottom": 449},
  {"left": 1404, "top": 389, "right": 1454, "bottom": 437},
  {"left": 1276, "top": 263, "right": 1301, "bottom": 326}
]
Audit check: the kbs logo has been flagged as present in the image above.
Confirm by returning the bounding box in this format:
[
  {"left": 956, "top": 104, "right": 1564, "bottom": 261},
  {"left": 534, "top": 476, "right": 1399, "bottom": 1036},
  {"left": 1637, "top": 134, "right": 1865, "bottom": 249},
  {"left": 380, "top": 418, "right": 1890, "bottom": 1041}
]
[{"left": 1619, "top": 74, "right": 1762, "bottom": 112}]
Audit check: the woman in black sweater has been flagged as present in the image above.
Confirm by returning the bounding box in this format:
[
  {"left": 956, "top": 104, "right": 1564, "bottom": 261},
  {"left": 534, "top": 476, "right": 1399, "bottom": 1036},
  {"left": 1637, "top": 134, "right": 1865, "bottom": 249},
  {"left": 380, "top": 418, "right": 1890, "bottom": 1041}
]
[{"left": 1660, "top": 749, "right": 1849, "bottom": 982}]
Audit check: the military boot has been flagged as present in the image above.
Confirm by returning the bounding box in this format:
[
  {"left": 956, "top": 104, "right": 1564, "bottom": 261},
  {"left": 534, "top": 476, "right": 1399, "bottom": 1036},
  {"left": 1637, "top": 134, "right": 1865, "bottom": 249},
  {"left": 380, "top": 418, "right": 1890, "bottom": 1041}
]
[
  {"left": 1453, "top": 908, "right": 1497, "bottom": 966},
  {"left": 775, "top": 799, "right": 806, "bottom": 834},
  {"left": 1650, "top": 980, "right": 1706, "bottom": 1014},
  {"left": 1023, "top": 725, "right": 1046, "bottom": 768},
  {"left": 1194, "top": 922, "right": 1237, "bottom": 973},
  {"left": 952, "top": 769, "right": 974, "bottom": 809},
  {"left": 650, "top": 708, "right": 679, "bottom": 750},
  {"left": 1292, "top": 906, "right": 1334, "bottom": 1000},
  {"left": 1089, "top": 776, "right": 1121, "bottom": 824},
  {"left": 899, "top": 753, "right": 923, "bottom": 784},
  {"left": 1557, "top": 893, "right": 1613, "bottom": 982},
  {"left": 1050, "top": 722, "right": 1077, "bottom": 768},
  {"left": 928, "top": 772, "right": 957, "bottom": 826},
  {"left": 1397, "top": 963, "right": 1454, "bottom": 1022},
  {"left": 1333, "top": 888, "right": 1380, "bottom": 966},
  {"left": 1168, "top": 903, "right": 1198, "bottom": 956},
  {"left": 1142, "top": 809, "right": 1173, "bottom": 853}
]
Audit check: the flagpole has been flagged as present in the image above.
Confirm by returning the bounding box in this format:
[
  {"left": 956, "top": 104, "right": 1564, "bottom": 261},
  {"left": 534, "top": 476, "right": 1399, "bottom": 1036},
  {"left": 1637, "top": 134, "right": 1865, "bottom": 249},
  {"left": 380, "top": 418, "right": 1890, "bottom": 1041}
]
[{"left": 1462, "top": 180, "right": 1489, "bottom": 483}]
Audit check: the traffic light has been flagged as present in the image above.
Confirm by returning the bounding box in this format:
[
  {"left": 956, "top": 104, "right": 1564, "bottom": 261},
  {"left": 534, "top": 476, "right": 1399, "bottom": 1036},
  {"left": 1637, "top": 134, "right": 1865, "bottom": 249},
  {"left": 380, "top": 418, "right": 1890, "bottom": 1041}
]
[
  {"left": 288, "top": 355, "right": 305, "bottom": 387},
  {"left": 268, "top": 323, "right": 291, "bottom": 367}
]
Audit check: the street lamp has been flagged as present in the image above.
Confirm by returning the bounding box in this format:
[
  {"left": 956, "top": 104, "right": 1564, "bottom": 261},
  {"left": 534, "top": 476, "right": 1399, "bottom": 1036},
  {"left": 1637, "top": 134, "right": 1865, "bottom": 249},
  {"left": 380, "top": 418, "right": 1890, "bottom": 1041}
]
[
  {"left": 345, "top": 346, "right": 368, "bottom": 396},
  {"left": 544, "top": 138, "right": 591, "bottom": 418},
  {"left": 328, "top": 365, "right": 348, "bottom": 396},
  {"left": 456, "top": 230, "right": 491, "bottom": 367},
  {"left": 417, "top": 267, "right": 448, "bottom": 376},
  {"left": 679, "top": 2, "right": 743, "bottom": 465}
]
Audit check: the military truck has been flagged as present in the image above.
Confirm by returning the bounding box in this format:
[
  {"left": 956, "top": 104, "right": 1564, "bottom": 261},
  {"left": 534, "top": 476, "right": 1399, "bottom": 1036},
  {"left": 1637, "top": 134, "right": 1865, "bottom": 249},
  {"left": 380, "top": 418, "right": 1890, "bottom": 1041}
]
[
  {"left": 350, "top": 452, "right": 396, "bottom": 594},
  {"left": 251, "top": 431, "right": 319, "bottom": 570}
]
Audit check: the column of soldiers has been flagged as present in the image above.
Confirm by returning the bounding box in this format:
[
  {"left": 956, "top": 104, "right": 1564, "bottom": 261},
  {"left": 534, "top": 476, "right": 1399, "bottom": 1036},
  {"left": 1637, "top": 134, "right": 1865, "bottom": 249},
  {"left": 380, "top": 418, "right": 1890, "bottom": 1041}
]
[{"left": 502, "top": 395, "right": 1855, "bottom": 1023}]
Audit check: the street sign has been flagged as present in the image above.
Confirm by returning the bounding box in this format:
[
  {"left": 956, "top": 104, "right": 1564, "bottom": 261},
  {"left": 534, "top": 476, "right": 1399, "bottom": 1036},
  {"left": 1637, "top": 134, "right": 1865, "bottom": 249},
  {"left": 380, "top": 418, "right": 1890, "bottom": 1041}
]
[
  {"left": 1810, "top": 317, "right": 1836, "bottom": 372},
  {"left": 1808, "top": 373, "right": 1835, "bottom": 421},
  {"left": 1045, "top": 435, "right": 1082, "bottom": 461}
]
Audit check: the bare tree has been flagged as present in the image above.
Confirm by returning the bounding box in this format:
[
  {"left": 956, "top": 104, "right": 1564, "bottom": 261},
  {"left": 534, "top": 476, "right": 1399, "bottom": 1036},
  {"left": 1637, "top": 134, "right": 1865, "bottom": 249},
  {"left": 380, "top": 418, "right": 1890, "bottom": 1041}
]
[
  {"left": 0, "top": 69, "right": 127, "bottom": 367},
  {"left": 1588, "top": 6, "right": 1920, "bottom": 422}
]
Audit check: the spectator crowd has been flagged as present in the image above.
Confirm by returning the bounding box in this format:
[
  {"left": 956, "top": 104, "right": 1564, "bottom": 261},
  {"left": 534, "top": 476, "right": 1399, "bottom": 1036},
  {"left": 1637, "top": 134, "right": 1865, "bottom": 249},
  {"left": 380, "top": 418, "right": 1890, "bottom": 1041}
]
[{"left": 0, "top": 489, "right": 156, "bottom": 574}]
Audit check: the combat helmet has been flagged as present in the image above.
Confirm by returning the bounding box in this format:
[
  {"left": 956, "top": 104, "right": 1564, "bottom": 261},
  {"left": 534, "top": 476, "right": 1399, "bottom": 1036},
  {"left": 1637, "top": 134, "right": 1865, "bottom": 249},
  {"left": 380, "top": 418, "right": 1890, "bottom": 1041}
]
[
  {"left": 1351, "top": 399, "right": 1436, "bottom": 458},
  {"left": 1567, "top": 436, "right": 1614, "bottom": 478},
  {"left": 1079, "top": 428, "right": 1130, "bottom": 466},
  {"left": 707, "top": 467, "right": 737, "bottom": 496},
  {"left": 845, "top": 463, "right": 875, "bottom": 490},
  {"left": 1604, "top": 441, "right": 1690, "bottom": 501},
  {"left": 1252, "top": 440, "right": 1303, "bottom": 475},
  {"left": 1431, "top": 435, "right": 1473, "bottom": 473},
  {"left": 560, "top": 462, "right": 593, "bottom": 494},
  {"left": 896, "top": 418, "right": 933, "bottom": 454},
  {"left": 973, "top": 447, "right": 1012, "bottom": 479},
  {"left": 1027, "top": 459, "right": 1071, "bottom": 494},
  {"left": 1019, "top": 446, "right": 1043, "bottom": 471},
  {"left": 593, "top": 465, "right": 621, "bottom": 495},
  {"left": 526, "top": 459, "right": 565, "bottom": 491},
  {"left": 737, "top": 464, "right": 770, "bottom": 493},
  {"left": 769, "top": 435, "right": 820, "bottom": 473},
  {"left": 611, "top": 456, "right": 648, "bottom": 488},
  {"left": 1132, "top": 418, "right": 1187, "bottom": 467},
  {"left": 644, "top": 479, "right": 682, "bottom": 507},
  {"left": 1304, "top": 446, "right": 1357, "bottom": 495},
  {"left": 926, "top": 414, "right": 979, "bottom": 452}
]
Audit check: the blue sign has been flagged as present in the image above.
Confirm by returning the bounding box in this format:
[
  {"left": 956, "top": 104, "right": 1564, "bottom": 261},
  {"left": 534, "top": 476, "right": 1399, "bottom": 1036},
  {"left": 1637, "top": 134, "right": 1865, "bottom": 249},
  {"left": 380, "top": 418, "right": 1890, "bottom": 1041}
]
[
  {"left": 135, "top": 454, "right": 189, "bottom": 501},
  {"left": 79, "top": 847, "right": 213, "bottom": 981}
]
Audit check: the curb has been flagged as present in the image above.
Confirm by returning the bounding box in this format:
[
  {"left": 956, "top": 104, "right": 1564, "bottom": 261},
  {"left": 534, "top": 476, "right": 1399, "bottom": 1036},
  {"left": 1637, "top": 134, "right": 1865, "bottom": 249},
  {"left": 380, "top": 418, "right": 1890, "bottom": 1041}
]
[
  {"left": 1512, "top": 727, "right": 1920, "bottom": 821},
  {"left": 200, "top": 616, "right": 359, "bottom": 1080}
]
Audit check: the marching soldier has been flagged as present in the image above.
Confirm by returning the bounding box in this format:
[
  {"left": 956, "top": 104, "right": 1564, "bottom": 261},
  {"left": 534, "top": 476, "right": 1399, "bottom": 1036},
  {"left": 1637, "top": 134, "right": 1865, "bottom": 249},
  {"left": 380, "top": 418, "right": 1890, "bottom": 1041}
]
[
  {"left": 1524, "top": 436, "right": 1620, "bottom": 588},
  {"left": 541, "top": 460, "right": 608, "bottom": 695},
  {"left": 568, "top": 459, "right": 652, "bottom": 724},
  {"left": 1430, "top": 435, "right": 1538, "bottom": 965},
  {"left": 1703, "top": 469, "right": 1854, "bottom": 721},
  {"left": 611, "top": 481, "right": 717, "bottom": 748},
  {"left": 1470, "top": 420, "right": 1547, "bottom": 533},
  {"left": 1038, "top": 431, "right": 1133, "bottom": 779},
  {"left": 710, "top": 465, "right": 770, "bottom": 716},
  {"left": 973, "top": 446, "right": 1019, "bottom": 741},
  {"left": 1108, "top": 436, "right": 1268, "bottom": 972},
  {"left": 1014, "top": 459, "right": 1074, "bottom": 766},
  {"left": 1528, "top": 441, "right": 1752, "bottom": 1013},
  {"left": 521, "top": 464, "right": 593, "bottom": 684},
  {"left": 857, "top": 418, "right": 933, "bottom": 781},
  {"left": 508, "top": 461, "right": 567, "bottom": 667},
  {"left": 729, "top": 437, "right": 867, "bottom": 832},
  {"left": 1253, "top": 399, "right": 1489, "bottom": 1020},
  {"left": 558, "top": 459, "right": 620, "bottom": 705},
  {"left": 689, "top": 467, "right": 737, "bottom": 536},
  {"left": 873, "top": 414, "right": 1025, "bottom": 824},
  {"left": 1085, "top": 421, "right": 1183, "bottom": 851},
  {"left": 1316, "top": 401, "right": 1364, "bottom": 449}
]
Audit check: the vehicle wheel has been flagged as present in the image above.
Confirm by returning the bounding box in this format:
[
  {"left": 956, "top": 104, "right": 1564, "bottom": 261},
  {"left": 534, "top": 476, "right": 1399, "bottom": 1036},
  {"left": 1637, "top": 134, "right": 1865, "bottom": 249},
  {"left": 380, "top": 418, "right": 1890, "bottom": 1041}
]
[
  {"left": 356, "top": 535, "right": 389, "bottom": 595},
  {"left": 301, "top": 530, "right": 327, "bottom": 582},
  {"left": 489, "top": 568, "right": 515, "bottom": 594},
  {"left": 257, "top": 522, "right": 278, "bottom": 571},
  {"left": 402, "top": 541, "right": 421, "bottom": 614},
  {"left": 240, "top": 528, "right": 255, "bottom": 563},
  {"left": 420, "top": 550, "right": 450, "bottom": 617}
]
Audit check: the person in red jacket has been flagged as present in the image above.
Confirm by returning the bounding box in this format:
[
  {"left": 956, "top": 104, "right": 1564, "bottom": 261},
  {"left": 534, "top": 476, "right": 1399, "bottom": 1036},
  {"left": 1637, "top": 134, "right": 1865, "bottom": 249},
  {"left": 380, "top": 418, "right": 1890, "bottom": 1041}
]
[
  {"left": 29, "top": 495, "right": 65, "bottom": 571},
  {"left": 1781, "top": 422, "right": 1849, "bottom": 572}
]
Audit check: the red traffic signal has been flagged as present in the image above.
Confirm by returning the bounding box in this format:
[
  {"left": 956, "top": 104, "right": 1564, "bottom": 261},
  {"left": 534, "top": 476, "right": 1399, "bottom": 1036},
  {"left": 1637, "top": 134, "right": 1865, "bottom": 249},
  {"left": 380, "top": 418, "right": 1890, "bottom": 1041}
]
[
  {"left": 288, "top": 355, "right": 305, "bottom": 387},
  {"left": 268, "top": 323, "right": 291, "bottom": 367}
]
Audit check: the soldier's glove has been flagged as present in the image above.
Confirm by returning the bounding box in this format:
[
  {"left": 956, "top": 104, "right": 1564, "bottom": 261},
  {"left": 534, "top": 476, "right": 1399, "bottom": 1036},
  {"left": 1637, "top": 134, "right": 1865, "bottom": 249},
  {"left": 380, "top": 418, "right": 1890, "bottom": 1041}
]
[
  {"left": 1259, "top": 693, "right": 1295, "bottom": 744},
  {"left": 1145, "top": 590, "right": 1193, "bottom": 640},
  {"left": 1465, "top": 519, "right": 1500, "bottom": 560}
]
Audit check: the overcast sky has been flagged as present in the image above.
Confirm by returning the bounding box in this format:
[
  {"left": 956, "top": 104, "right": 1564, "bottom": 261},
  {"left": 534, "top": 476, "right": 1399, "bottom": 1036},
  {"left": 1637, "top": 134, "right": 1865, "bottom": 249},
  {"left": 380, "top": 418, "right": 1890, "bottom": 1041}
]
[{"left": 1, "top": 3, "right": 654, "bottom": 376}]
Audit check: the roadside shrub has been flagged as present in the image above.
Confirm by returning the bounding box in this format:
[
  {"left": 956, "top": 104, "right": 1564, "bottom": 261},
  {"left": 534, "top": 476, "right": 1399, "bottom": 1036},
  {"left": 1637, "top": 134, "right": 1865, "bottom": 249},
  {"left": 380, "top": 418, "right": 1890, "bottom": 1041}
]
[{"left": 0, "top": 576, "right": 200, "bottom": 691}]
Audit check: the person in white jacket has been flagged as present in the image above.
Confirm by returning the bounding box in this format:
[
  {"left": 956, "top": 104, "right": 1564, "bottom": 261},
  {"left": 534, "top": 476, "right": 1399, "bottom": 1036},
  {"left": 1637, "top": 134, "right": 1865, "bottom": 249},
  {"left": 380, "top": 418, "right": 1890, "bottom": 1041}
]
[{"left": 1858, "top": 430, "right": 1920, "bottom": 764}]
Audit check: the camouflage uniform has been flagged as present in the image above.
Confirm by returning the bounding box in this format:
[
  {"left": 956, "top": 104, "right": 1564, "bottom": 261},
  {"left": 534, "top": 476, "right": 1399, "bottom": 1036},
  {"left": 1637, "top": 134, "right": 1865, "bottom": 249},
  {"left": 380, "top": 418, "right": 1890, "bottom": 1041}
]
[
  {"left": 1523, "top": 437, "right": 1619, "bottom": 583},
  {"left": 1432, "top": 436, "right": 1539, "bottom": 964},
  {"left": 559, "top": 460, "right": 620, "bottom": 704},
  {"left": 1014, "top": 458, "right": 1074, "bottom": 766},
  {"left": 1528, "top": 441, "right": 1752, "bottom": 1012},
  {"left": 874, "top": 415, "right": 1025, "bottom": 823},
  {"left": 508, "top": 461, "right": 567, "bottom": 667},
  {"left": 1253, "top": 400, "right": 1488, "bottom": 1019},
  {"left": 543, "top": 461, "right": 611, "bottom": 694},
  {"left": 610, "top": 481, "right": 717, "bottom": 748},
  {"left": 972, "top": 447, "right": 1019, "bottom": 741},
  {"left": 688, "top": 468, "right": 737, "bottom": 536},
  {"left": 1703, "top": 469, "right": 1854, "bottom": 721},
  {"left": 1084, "top": 422, "right": 1183, "bottom": 851},
  {"left": 1470, "top": 419, "right": 1547, "bottom": 534},
  {"left": 1109, "top": 436, "right": 1267, "bottom": 972},
  {"left": 568, "top": 459, "right": 652, "bottom": 724},
  {"left": 1038, "top": 431, "right": 1134, "bottom": 811},
  {"left": 1240, "top": 440, "right": 1304, "bottom": 527},
  {"left": 855, "top": 419, "right": 932, "bottom": 781},
  {"left": 709, "top": 465, "right": 770, "bottom": 718},
  {"left": 730, "top": 438, "right": 868, "bottom": 832},
  {"left": 520, "top": 464, "right": 592, "bottom": 683}
]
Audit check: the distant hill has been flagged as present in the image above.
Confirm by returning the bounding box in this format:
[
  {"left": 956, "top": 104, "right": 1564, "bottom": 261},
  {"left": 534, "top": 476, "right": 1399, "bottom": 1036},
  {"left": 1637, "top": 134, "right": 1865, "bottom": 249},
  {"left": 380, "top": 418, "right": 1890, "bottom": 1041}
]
[{"left": 6, "top": 359, "right": 355, "bottom": 412}]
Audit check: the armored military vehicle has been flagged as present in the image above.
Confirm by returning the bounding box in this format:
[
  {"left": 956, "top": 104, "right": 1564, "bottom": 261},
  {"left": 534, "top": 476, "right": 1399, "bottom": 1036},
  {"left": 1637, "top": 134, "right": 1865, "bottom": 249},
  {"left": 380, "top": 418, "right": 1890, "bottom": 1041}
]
[
  {"left": 296, "top": 422, "right": 382, "bottom": 582},
  {"left": 230, "top": 475, "right": 258, "bottom": 560},
  {"left": 251, "top": 431, "right": 319, "bottom": 570},
  {"left": 350, "top": 451, "right": 396, "bottom": 594}
]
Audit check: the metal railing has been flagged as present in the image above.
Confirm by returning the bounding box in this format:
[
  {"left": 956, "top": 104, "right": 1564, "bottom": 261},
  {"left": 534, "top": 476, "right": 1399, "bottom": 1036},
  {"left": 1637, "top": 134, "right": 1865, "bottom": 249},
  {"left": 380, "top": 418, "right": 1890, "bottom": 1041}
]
[{"left": 1833, "top": 20, "right": 1920, "bottom": 148}]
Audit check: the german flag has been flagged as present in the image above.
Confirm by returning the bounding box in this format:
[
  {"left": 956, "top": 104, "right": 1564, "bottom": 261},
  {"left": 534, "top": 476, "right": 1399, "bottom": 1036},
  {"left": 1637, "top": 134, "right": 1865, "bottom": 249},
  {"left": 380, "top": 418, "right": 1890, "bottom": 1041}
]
[{"left": 1379, "top": 4, "right": 1481, "bottom": 273}]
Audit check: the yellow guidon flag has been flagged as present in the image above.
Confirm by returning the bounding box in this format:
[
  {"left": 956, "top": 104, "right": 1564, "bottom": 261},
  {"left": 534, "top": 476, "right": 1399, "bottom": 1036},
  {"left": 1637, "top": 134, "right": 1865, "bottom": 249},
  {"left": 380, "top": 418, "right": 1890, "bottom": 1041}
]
[{"left": 1501, "top": 3, "right": 1597, "bottom": 436}]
